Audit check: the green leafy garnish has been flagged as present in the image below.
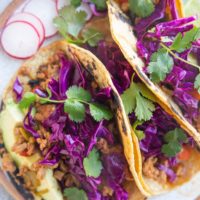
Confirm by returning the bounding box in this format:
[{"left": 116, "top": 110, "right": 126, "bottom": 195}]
[
  {"left": 64, "top": 99, "right": 85, "bottom": 122},
  {"left": 66, "top": 86, "right": 91, "bottom": 102},
  {"left": 90, "top": 0, "right": 107, "bottom": 11},
  {"left": 54, "top": 5, "right": 87, "bottom": 38},
  {"left": 129, "top": 0, "right": 155, "bottom": 18},
  {"left": 133, "top": 121, "right": 145, "bottom": 140},
  {"left": 70, "top": 0, "right": 81, "bottom": 7},
  {"left": 53, "top": 6, "right": 103, "bottom": 46},
  {"left": 19, "top": 92, "right": 37, "bottom": 110},
  {"left": 82, "top": 28, "right": 104, "bottom": 47},
  {"left": 89, "top": 103, "right": 113, "bottom": 121},
  {"left": 83, "top": 148, "right": 103, "bottom": 178},
  {"left": 64, "top": 187, "right": 88, "bottom": 200},
  {"left": 194, "top": 74, "right": 200, "bottom": 94},
  {"left": 171, "top": 27, "right": 200, "bottom": 53},
  {"left": 18, "top": 86, "right": 113, "bottom": 123},
  {"left": 148, "top": 48, "right": 174, "bottom": 83},
  {"left": 161, "top": 128, "right": 187, "bottom": 157},
  {"left": 121, "top": 80, "right": 155, "bottom": 121}
]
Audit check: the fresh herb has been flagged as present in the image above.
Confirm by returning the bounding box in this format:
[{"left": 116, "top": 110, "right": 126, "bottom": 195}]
[
  {"left": 90, "top": 0, "right": 107, "bottom": 11},
  {"left": 19, "top": 86, "right": 113, "bottom": 123},
  {"left": 83, "top": 148, "right": 103, "bottom": 178},
  {"left": 129, "top": 0, "right": 155, "bottom": 18},
  {"left": 64, "top": 187, "right": 88, "bottom": 200},
  {"left": 148, "top": 48, "right": 174, "bottom": 83},
  {"left": 70, "top": 0, "right": 81, "bottom": 7},
  {"left": 82, "top": 28, "right": 104, "bottom": 47},
  {"left": 161, "top": 128, "right": 187, "bottom": 157},
  {"left": 19, "top": 92, "right": 37, "bottom": 110},
  {"left": 171, "top": 27, "right": 200, "bottom": 53},
  {"left": 133, "top": 121, "right": 145, "bottom": 140},
  {"left": 54, "top": 6, "right": 103, "bottom": 46},
  {"left": 54, "top": 5, "right": 86, "bottom": 38},
  {"left": 121, "top": 78, "right": 155, "bottom": 121},
  {"left": 89, "top": 103, "right": 113, "bottom": 121},
  {"left": 194, "top": 74, "right": 200, "bottom": 94}
]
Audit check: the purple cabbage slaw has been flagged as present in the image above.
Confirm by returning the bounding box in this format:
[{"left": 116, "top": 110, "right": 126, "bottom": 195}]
[
  {"left": 133, "top": 1, "right": 200, "bottom": 125},
  {"left": 15, "top": 55, "right": 129, "bottom": 200},
  {"left": 88, "top": 40, "right": 193, "bottom": 183}
]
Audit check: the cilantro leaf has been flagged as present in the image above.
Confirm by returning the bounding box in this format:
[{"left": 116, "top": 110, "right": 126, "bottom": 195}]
[
  {"left": 121, "top": 81, "right": 155, "bottom": 121},
  {"left": 64, "top": 187, "right": 88, "bottom": 200},
  {"left": 90, "top": 0, "right": 107, "bottom": 11},
  {"left": 64, "top": 99, "right": 85, "bottom": 122},
  {"left": 133, "top": 121, "right": 145, "bottom": 140},
  {"left": 164, "top": 128, "right": 187, "bottom": 143},
  {"left": 194, "top": 74, "right": 200, "bottom": 94},
  {"left": 121, "top": 82, "right": 137, "bottom": 114},
  {"left": 83, "top": 148, "right": 103, "bottom": 177},
  {"left": 135, "top": 93, "right": 155, "bottom": 121},
  {"left": 171, "top": 27, "right": 200, "bottom": 53},
  {"left": 66, "top": 86, "right": 91, "bottom": 102},
  {"left": 129, "top": 0, "right": 155, "bottom": 18},
  {"left": 82, "top": 28, "right": 104, "bottom": 47},
  {"left": 148, "top": 48, "right": 174, "bottom": 83},
  {"left": 161, "top": 141, "right": 182, "bottom": 157},
  {"left": 70, "top": 0, "right": 81, "bottom": 7},
  {"left": 54, "top": 5, "right": 87, "bottom": 38},
  {"left": 89, "top": 103, "right": 113, "bottom": 121},
  {"left": 162, "top": 128, "right": 187, "bottom": 157},
  {"left": 19, "top": 92, "right": 37, "bottom": 110}
]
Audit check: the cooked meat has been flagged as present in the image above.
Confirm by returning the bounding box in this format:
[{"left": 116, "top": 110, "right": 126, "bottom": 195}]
[
  {"left": 102, "top": 186, "right": 114, "bottom": 197},
  {"left": 97, "top": 138, "right": 109, "bottom": 154},
  {"left": 143, "top": 157, "right": 167, "bottom": 184},
  {"left": 2, "top": 153, "right": 16, "bottom": 172}
]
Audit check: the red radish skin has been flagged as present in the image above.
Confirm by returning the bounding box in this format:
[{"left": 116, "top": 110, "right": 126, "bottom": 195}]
[
  {"left": 23, "top": 0, "right": 58, "bottom": 38},
  {"left": 1, "top": 21, "right": 40, "bottom": 59},
  {"left": 7, "top": 12, "right": 45, "bottom": 46}
]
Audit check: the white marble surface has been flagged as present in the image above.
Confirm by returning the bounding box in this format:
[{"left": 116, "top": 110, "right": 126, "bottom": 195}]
[{"left": 0, "top": 0, "right": 200, "bottom": 200}]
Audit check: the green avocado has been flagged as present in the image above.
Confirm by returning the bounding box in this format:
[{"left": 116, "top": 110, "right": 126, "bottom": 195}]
[{"left": 0, "top": 101, "right": 63, "bottom": 200}]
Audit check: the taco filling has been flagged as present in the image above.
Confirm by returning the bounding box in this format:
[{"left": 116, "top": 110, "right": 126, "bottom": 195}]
[
  {"left": 0, "top": 43, "right": 135, "bottom": 200},
  {"left": 87, "top": 40, "right": 200, "bottom": 188},
  {"left": 114, "top": 0, "right": 200, "bottom": 132}
]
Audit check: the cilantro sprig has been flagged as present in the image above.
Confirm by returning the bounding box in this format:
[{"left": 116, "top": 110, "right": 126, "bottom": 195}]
[
  {"left": 129, "top": 0, "right": 155, "bottom": 18},
  {"left": 161, "top": 128, "right": 187, "bottom": 157},
  {"left": 133, "top": 120, "right": 145, "bottom": 140},
  {"left": 83, "top": 147, "right": 103, "bottom": 177},
  {"left": 53, "top": 6, "right": 103, "bottom": 47},
  {"left": 121, "top": 77, "right": 156, "bottom": 121},
  {"left": 194, "top": 74, "right": 200, "bottom": 93},
  {"left": 64, "top": 187, "right": 88, "bottom": 200},
  {"left": 18, "top": 86, "right": 113, "bottom": 123},
  {"left": 148, "top": 48, "right": 174, "bottom": 83}
]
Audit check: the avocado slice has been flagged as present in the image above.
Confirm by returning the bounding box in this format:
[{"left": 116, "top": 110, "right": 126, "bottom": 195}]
[{"left": 0, "top": 101, "right": 63, "bottom": 200}]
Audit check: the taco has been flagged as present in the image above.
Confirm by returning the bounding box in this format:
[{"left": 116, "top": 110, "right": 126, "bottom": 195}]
[
  {"left": 0, "top": 40, "right": 145, "bottom": 200},
  {"left": 107, "top": 1, "right": 200, "bottom": 148},
  {"left": 80, "top": 16, "right": 200, "bottom": 196}
]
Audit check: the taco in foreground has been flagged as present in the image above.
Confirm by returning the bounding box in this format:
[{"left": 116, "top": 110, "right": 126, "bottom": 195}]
[
  {"left": 107, "top": 0, "right": 200, "bottom": 147},
  {"left": 83, "top": 18, "right": 200, "bottom": 196},
  {"left": 0, "top": 40, "right": 144, "bottom": 200}
]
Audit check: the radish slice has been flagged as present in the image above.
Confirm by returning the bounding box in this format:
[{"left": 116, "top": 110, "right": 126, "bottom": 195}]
[
  {"left": 76, "top": 3, "right": 92, "bottom": 21},
  {"left": 23, "top": 0, "right": 57, "bottom": 38},
  {"left": 1, "top": 21, "right": 40, "bottom": 59},
  {"left": 56, "top": 0, "right": 70, "bottom": 11},
  {"left": 7, "top": 12, "right": 45, "bottom": 46}
]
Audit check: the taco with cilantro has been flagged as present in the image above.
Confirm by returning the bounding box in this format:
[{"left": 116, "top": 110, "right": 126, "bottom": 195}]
[
  {"left": 0, "top": 40, "right": 145, "bottom": 200},
  {"left": 105, "top": 0, "right": 200, "bottom": 196}
]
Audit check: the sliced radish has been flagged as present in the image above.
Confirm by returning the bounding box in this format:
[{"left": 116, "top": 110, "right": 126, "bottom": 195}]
[
  {"left": 7, "top": 12, "right": 45, "bottom": 46},
  {"left": 76, "top": 3, "right": 93, "bottom": 21},
  {"left": 23, "top": 0, "right": 57, "bottom": 38},
  {"left": 56, "top": 0, "right": 70, "bottom": 11},
  {"left": 14, "top": 0, "right": 30, "bottom": 14},
  {"left": 1, "top": 21, "right": 40, "bottom": 59}
]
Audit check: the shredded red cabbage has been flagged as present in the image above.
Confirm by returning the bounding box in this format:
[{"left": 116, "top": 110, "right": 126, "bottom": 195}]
[{"left": 13, "top": 78, "right": 23, "bottom": 102}]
